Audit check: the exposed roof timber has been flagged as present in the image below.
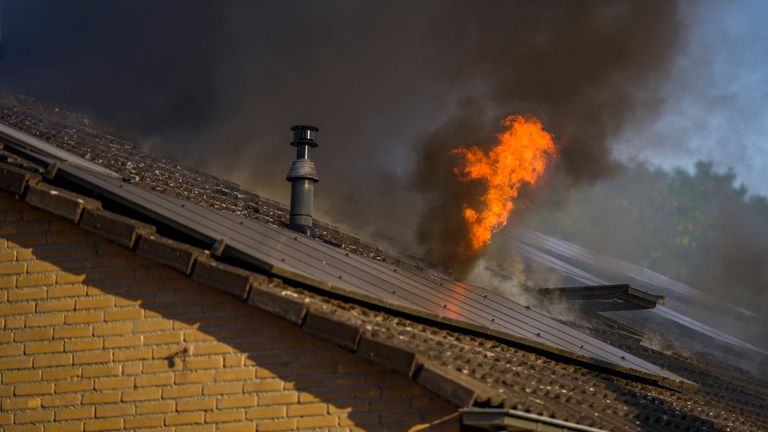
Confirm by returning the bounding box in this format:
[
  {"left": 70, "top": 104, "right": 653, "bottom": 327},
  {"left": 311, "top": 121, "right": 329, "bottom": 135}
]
[
  {"left": 537, "top": 283, "right": 664, "bottom": 311},
  {"left": 460, "top": 408, "right": 608, "bottom": 432}
]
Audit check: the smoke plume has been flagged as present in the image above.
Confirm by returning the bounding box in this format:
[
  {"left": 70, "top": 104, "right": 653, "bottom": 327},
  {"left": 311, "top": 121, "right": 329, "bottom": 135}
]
[
  {"left": 0, "top": 1, "right": 679, "bottom": 271},
  {"left": 413, "top": 1, "right": 681, "bottom": 274}
]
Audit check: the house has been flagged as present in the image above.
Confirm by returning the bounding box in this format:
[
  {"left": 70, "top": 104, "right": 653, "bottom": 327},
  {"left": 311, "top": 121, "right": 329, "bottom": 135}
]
[{"left": 0, "top": 93, "right": 766, "bottom": 431}]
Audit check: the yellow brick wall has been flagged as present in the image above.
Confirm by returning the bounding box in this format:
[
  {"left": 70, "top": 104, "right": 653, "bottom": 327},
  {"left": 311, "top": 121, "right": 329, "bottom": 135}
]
[{"left": 0, "top": 192, "right": 458, "bottom": 431}]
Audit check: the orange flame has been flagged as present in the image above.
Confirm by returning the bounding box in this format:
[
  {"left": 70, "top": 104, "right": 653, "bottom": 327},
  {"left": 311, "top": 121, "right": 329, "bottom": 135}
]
[{"left": 452, "top": 115, "right": 556, "bottom": 252}]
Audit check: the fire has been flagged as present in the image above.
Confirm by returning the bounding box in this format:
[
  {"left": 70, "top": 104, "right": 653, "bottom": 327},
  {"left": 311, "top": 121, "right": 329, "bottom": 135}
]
[{"left": 452, "top": 115, "right": 556, "bottom": 252}]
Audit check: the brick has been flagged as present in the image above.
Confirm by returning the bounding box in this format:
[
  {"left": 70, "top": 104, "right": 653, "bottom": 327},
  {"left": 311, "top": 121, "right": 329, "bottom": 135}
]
[
  {"left": 14, "top": 328, "right": 53, "bottom": 341},
  {"left": 27, "top": 261, "right": 60, "bottom": 272},
  {"left": 41, "top": 367, "right": 81, "bottom": 381},
  {"left": 92, "top": 322, "right": 131, "bottom": 336},
  {"left": 65, "top": 311, "right": 104, "bottom": 325},
  {"left": 24, "top": 182, "right": 100, "bottom": 223},
  {"left": 0, "top": 342, "right": 23, "bottom": 355},
  {"left": 243, "top": 380, "right": 283, "bottom": 393},
  {"left": 75, "top": 297, "right": 114, "bottom": 310},
  {"left": 121, "top": 388, "right": 161, "bottom": 402},
  {"left": 191, "top": 342, "right": 234, "bottom": 355},
  {"left": 44, "top": 422, "right": 84, "bottom": 432},
  {"left": 82, "top": 365, "right": 120, "bottom": 378},
  {"left": 3, "top": 397, "right": 42, "bottom": 410},
  {"left": 175, "top": 370, "right": 215, "bottom": 384},
  {"left": 192, "top": 256, "right": 261, "bottom": 299},
  {"left": 0, "top": 302, "right": 35, "bottom": 315},
  {"left": 48, "top": 285, "right": 87, "bottom": 298},
  {"left": 258, "top": 419, "right": 296, "bottom": 431},
  {"left": 0, "top": 357, "right": 32, "bottom": 369},
  {"left": 185, "top": 357, "right": 222, "bottom": 370},
  {"left": 80, "top": 392, "right": 119, "bottom": 405},
  {"left": 133, "top": 319, "right": 172, "bottom": 333},
  {"left": 41, "top": 394, "right": 81, "bottom": 407},
  {"left": 124, "top": 415, "right": 164, "bottom": 429},
  {"left": 25, "top": 340, "right": 64, "bottom": 354},
  {"left": 215, "top": 368, "right": 254, "bottom": 381},
  {"left": 2, "top": 369, "right": 41, "bottom": 383},
  {"left": 302, "top": 309, "right": 361, "bottom": 350},
  {"left": 203, "top": 382, "right": 241, "bottom": 395},
  {"left": 135, "top": 373, "right": 173, "bottom": 387},
  {"left": 38, "top": 298, "right": 76, "bottom": 312},
  {"left": 95, "top": 404, "right": 134, "bottom": 418},
  {"left": 94, "top": 377, "right": 133, "bottom": 390},
  {"left": 258, "top": 391, "right": 298, "bottom": 406},
  {"left": 15, "top": 410, "right": 54, "bottom": 424},
  {"left": 135, "top": 400, "right": 175, "bottom": 414},
  {"left": 287, "top": 403, "right": 328, "bottom": 417},
  {"left": 17, "top": 273, "right": 56, "bottom": 287},
  {"left": 6, "top": 232, "right": 46, "bottom": 248},
  {"left": 166, "top": 412, "right": 204, "bottom": 426},
  {"left": 53, "top": 325, "right": 92, "bottom": 339},
  {"left": 73, "top": 351, "right": 111, "bottom": 364},
  {"left": 8, "top": 287, "right": 46, "bottom": 301},
  {"left": 0, "top": 275, "right": 16, "bottom": 288},
  {"left": 103, "top": 335, "right": 141, "bottom": 348},
  {"left": 15, "top": 382, "right": 54, "bottom": 395},
  {"left": 176, "top": 426, "right": 214, "bottom": 432},
  {"left": 246, "top": 406, "right": 286, "bottom": 420},
  {"left": 122, "top": 363, "right": 141, "bottom": 376},
  {"left": 64, "top": 338, "right": 103, "bottom": 352},
  {"left": 113, "top": 348, "right": 152, "bottom": 361},
  {"left": 136, "top": 233, "right": 205, "bottom": 275},
  {"left": 161, "top": 385, "right": 201, "bottom": 399},
  {"left": 83, "top": 418, "right": 122, "bottom": 431},
  {"left": 104, "top": 308, "right": 142, "bottom": 321},
  {"left": 0, "top": 163, "right": 41, "bottom": 196},
  {"left": 177, "top": 398, "right": 216, "bottom": 411},
  {"left": 27, "top": 313, "right": 66, "bottom": 327},
  {"left": 297, "top": 415, "right": 337, "bottom": 429},
  {"left": 218, "top": 395, "right": 257, "bottom": 409},
  {"left": 247, "top": 286, "right": 307, "bottom": 325},
  {"left": 34, "top": 354, "right": 72, "bottom": 367},
  {"left": 143, "top": 332, "right": 182, "bottom": 345},
  {"left": 78, "top": 207, "right": 155, "bottom": 249},
  {"left": 205, "top": 411, "right": 247, "bottom": 423},
  {"left": 55, "top": 380, "right": 93, "bottom": 394}
]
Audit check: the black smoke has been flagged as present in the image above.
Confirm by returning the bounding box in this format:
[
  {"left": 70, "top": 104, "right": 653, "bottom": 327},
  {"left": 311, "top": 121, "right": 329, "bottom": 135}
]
[
  {"left": 0, "top": 1, "right": 681, "bottom": 272},
  {"left": 414, "top": 1, "right": 682, "bottom": 274}
]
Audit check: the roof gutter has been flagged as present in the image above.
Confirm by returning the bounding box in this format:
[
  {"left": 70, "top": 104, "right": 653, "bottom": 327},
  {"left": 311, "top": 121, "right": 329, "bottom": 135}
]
[{"left": 460, "top": 408, "right": 608, "bottom": 432}]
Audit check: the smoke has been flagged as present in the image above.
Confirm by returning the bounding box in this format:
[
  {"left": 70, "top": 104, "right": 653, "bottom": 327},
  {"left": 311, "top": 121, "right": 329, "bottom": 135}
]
[
  {"left": 0, "top": 1, "right": 679, "bottom": 269},
  {"left": 413, "top": 1, "right": 681, "bottom": 274}
]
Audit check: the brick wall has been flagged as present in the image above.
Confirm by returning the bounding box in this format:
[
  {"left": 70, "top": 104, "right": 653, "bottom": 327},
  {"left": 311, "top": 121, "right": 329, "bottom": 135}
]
[{"left": 0, "top": 191, "right": 459, "bottom": 431}]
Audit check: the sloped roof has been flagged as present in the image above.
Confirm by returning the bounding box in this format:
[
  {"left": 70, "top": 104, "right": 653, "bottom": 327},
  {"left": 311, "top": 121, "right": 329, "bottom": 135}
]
[{"left": 1, "top": 92, "right": 767, "bottom": 431}]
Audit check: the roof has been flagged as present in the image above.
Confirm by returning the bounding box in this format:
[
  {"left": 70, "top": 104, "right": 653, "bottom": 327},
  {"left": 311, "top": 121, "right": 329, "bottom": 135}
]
[{"left": 2, "top": 91, "right": 768, "bottom": 431}]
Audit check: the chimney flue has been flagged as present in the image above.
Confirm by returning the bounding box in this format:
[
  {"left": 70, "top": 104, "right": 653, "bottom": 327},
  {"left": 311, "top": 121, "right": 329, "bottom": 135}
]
[{"left": 286, "top": 125, "right": 319, "bottom": 237}]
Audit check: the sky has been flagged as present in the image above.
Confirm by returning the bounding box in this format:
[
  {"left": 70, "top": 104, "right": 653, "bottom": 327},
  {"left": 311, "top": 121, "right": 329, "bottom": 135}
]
[{"left": 614, "top": 0, "right": 768, "bottom": 196}]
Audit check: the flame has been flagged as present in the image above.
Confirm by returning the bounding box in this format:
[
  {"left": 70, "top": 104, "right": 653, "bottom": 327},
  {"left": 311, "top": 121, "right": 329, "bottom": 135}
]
[{"left": 452, "top": 115, "right": 556, "bottom": 252}]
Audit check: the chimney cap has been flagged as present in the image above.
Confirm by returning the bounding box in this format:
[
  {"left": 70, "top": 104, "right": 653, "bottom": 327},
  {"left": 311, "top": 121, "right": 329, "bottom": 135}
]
[{"left": 290, "top": 125, "right": 319, "bottom": 148}]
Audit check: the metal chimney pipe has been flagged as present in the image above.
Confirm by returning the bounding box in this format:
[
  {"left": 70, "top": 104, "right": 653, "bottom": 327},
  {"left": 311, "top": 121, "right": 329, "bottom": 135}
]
[{"left": 286, "top": 125, "right": 319, "bottom": 237}]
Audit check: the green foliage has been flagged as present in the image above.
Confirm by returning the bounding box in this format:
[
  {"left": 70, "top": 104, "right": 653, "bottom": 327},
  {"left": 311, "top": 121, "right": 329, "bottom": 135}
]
[{"left": 522, "top": 161, "right": 768, "bottom": 315}]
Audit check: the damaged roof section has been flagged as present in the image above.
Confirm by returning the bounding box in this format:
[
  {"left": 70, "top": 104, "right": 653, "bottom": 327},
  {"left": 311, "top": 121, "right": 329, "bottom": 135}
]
[
  {"left": 0, "top": 123, "right": 692, "bottom": 390},
  {"left": 537, "top": 284, "right": 664, "bottom": 312}
]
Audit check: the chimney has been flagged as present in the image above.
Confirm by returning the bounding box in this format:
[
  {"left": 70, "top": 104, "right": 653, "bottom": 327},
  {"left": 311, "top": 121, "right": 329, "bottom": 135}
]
[{"left": 286, "top": 125, "right": 319, "bottom": 237}]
